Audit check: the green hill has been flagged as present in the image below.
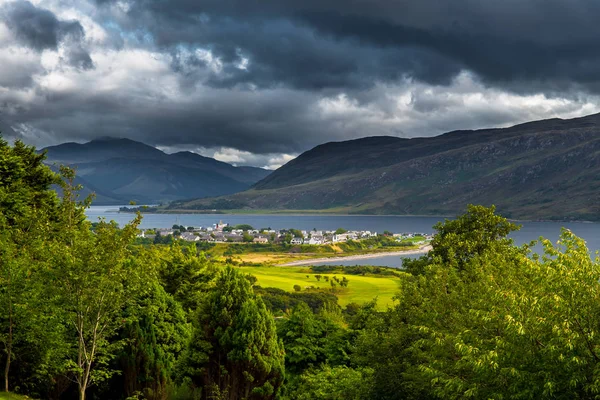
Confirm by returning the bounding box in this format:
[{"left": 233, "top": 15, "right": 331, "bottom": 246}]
[
  {"left": 168, "top": 113, "right": 600, "bottom": 221},
  {"left": 42, "top": 138, "right": 271, "bottom": 205}
]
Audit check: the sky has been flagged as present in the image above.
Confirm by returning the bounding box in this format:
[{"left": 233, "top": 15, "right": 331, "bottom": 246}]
[{"left": 2, "top": 1, "right": 600, "bottom": 169}]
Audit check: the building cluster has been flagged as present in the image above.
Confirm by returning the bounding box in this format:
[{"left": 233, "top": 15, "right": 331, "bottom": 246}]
[{"left": 137, "top": 221, "right": 431, "bottom": 245}]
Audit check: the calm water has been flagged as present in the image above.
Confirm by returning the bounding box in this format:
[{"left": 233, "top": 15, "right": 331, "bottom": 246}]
[{"left": 86, "top": 206, "right": 600, "bottom": 268}]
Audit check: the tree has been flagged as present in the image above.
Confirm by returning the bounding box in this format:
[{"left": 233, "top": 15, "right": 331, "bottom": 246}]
[
  {"left": 278, "top": 303, "right": 350, "bottom": 376},
  {"left": 155, "top": 244, "right": 216, "bottom": 312},
  {"left": 293, "top": 285, "right": 302, "bottom": 292},
  {"left": 234, "top": 224, "right": 254, "bottom": 231},
  {"left": 183, "top": 266, "right": 285, "bottom": 399},
  {"left": 315, "top": 275, "right": 322, "bottom": 282},
  {"left": 243, "top": 233, "right": 254, "bottom": 243},
  {"left": 404, "top": 204, "right": 520, "bottom": 274},
  {"left": 289, "top": 229, "right": 303, "bottom": 238},
  {"left": 292, "top": 366, "right": 373, "bottom": 400},
  {"left": 46, "top": 170, "right": 143, "bottom": 400},
  {"left": 334, "top": 228, "right": 347, "bottom": 235},
  {"left": 0, "top": 138, "right": 61, "bottom": 392},
  {"left": 358, "top": 206, "right": 600, "bottom": 399},
  {"left": 278, "top": 302, "right": 324, "bottom": 374},
  {"left": 330, "top": 281, "right": 337, "bottom": 292},
  {"left": 114, "top": 279, "right": 191, "bottom": 400}
]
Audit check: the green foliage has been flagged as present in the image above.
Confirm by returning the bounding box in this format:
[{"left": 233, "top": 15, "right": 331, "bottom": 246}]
[
  {"left": 334, "top": 228, "right": 347, "bottom": 235},
  {"left": 404, "top": 204, "right": 520, "bottom": 274},
  {"left": 182, "top": 266, "right": 285, "bottom": 399},
  {"left": 254, "top": 287, "right": 338, "bottom": 314},
  {"left": 115, "top": 279, "right": 191, "bottom": 400},
  {"left": 45, "top": 172, "right": 144, "bottom": 400},
  {"left": 311, "top": 265, "right": 400, "bottom": 277},
  {"left": 277, "top": 303, "right": 350, "bottom": 375},
  {"left": 234, "top": 224, "right": 254, "bottom": 231},
  {"left": 288, "top": 229, "right": 303, "bottom": 238},
  {"left": 0, "top": 139, "right": 64, "bottom": 394},
  {"left": 290, "top": 366, "right": 373, "bottom": 400},
  {"left": 155, "top": 245, "right": 216, "bottom": 312},
  {"left": 8, "top": 143, "right": 600, "bottom": 400}
]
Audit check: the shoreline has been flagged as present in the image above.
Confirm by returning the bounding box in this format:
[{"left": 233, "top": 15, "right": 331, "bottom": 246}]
[
  {"left": 279, "top": 245, "right": 432, "bottom": 266},
  {"left": 109, "top": 208, "right": 600, "bottom": 224}
]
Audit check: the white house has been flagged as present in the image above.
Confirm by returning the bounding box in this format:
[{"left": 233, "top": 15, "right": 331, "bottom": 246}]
[
  {"left": 290, "top": 237, "right": 304, "bottom": 245},
  {"left": 308, "top": 236, "right": 324, "bottom": 245},
  {"left": 180, "top": 232, "right": 199, "bottom": 242},
  {"left": 332, "top": 233, "right": 348, "bottom": 243}
]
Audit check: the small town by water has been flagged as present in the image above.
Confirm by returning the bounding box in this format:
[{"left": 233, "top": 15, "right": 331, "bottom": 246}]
[{"left": 86, "top": 205, "right": 600, "bottom": 268}]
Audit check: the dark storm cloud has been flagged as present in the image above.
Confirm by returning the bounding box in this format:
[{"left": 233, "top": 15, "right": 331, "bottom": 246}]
[
  {"left": 2, "top": 1, "right": 80, "bottom": 49},
  {"left": 3, "top": 0, "right": 600, "bottom": 166},
  {"left": 1, "top": 1, "right": 93, "bottom": 69},
  {"left": 96, "top": 0, "right": 600, "bottom": 93}
]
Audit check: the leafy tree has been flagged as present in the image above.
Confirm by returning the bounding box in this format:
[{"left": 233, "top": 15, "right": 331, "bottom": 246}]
[
  {"left": 315, "top": 275, "right": 322, "bottom": 282},
  {"left": 114, "top": 279, "right": 191, "bottom": 400},
  {"left": 0, "top": 138, "right": 61, "bottom": 392},
  {"left": 278, "top": 302, "right": 324, "bottom": 374},
  {"left": 155, "top": 245, "right": 216, "bottom": 312},
  {"left": 291, "top": 366, "right": 373, "bottom": 400},
  {"left": 182, "top": 266, "right": 285, "bottom": 399},
  {"left": 234, "top": 224, "right": 254, "bottom": 231},
  {"left": 289, "top": 229, "right": 303, "bottom": 238},
  {"left": 356, "top": 206, "right": 600, "bottom": 399},
  {"left": 293, "top": 285, "right": 301, "bottom": 292},
  {"left": 278, "top": 303, "right": 349, "bottom": 376},
  {"left": 45, "top": 170, "right": 144, "bottom": 400},
  {"left": 243, "top": 233, "right": 254, "bottom": 243},
  {"left": 404, "top": 204, "right": 520, "bottom": 274},
  {"left": 334, "top": 228, "right": 347, "bottom": 235}
]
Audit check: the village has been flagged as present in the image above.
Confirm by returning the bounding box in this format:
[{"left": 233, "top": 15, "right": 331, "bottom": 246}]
[{"left": 137, "top": 221, "right": 432, "bottom": 245}]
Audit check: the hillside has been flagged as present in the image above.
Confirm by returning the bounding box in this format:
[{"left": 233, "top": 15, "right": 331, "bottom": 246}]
[
  {"left": 42, "top": 138, "right": 271, "bottom": 205},
  {"left": 168, "top": 113, "right": 600, "bottom": 220}
]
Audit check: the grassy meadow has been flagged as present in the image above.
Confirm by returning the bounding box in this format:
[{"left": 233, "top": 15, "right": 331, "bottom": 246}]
[
  {"left": 0, "top": 394, "right": 35, "bottom": 400},
  {"left": 240, "top": 265, "right": 403, "bottom": 309}
]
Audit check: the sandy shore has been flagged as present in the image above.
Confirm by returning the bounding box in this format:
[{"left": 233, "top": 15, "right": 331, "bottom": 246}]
[{"left": 279, "top": 245, "right": 432, "bottom": 266}]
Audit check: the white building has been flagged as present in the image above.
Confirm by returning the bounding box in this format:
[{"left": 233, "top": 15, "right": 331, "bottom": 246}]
[{"left": 290, "top": 237, "right": 304, "bottom": 245}]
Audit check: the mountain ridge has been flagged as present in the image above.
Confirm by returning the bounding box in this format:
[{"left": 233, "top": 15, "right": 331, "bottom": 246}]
[
  {"left": 169, "top": 112, "right": 600, "bottom": 221},
  {"left": 41, "top": 137, "right": 271, "bottom": 205}
]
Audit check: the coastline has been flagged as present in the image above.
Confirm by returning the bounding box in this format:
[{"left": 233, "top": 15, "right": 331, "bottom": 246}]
[
  {"left": 112, "top": 208, "right": 600, "bottom": 224},
  {"left": 279, "top": 245, "right": 432, "bottom": 266}
]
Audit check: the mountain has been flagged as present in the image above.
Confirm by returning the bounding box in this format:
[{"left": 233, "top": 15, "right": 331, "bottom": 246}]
[
  {"left": 41, "top": 138, "right": 271, "bottom": 205},
  {"left": 167, "top": 113, "right": 600, "bottom": 221}
]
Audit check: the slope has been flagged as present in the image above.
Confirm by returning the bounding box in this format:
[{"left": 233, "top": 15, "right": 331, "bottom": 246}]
[
  {"left": 169, "top": 113, "right": 600, "bottom": 221},
  {"left": 42, "top": 138, "right": 271, "bottom": 205}
]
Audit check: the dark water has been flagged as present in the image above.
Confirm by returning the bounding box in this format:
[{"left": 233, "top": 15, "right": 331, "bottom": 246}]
[{"left": 86, "top": 206, "right": 600, "bottom": 268}]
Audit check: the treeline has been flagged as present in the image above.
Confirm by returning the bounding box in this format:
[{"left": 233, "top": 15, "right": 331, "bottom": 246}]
[{"left": 4, "top": 139, "right": 600, "bottom": 399}]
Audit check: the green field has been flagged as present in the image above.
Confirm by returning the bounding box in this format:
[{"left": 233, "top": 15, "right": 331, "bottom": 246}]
[
  {"left": 0, "top": 393, "right": 35, "bottom": 400},
  {"left": 240, "top": 265, "right": 403, "bottom": 309}
]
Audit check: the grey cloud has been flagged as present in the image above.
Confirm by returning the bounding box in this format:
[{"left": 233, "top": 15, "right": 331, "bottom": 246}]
[
  {"left": 93, "top": 0, "right": 600, "bottom": 95},
  {"left": 4, "top": 0, "right": 600, "bottom": 166},
  {"left": 1, "top": 1, "right": 93, "bottom": 69},
  {"left": 2, "top": 1, "right": 80, "bottom": 49}
]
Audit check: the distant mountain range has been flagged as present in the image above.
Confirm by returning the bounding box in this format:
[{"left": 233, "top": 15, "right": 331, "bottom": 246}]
[
  {"left": 41, "top": 138, "right": 271, "bottom": 205},
  {"left": 167, "top": 113, "right": 600, "bottom": 221}
]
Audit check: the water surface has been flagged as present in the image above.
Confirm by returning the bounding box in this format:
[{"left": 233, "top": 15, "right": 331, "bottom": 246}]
[{"left": 86, "top": 206, "right": 600, "bottom": 268}]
